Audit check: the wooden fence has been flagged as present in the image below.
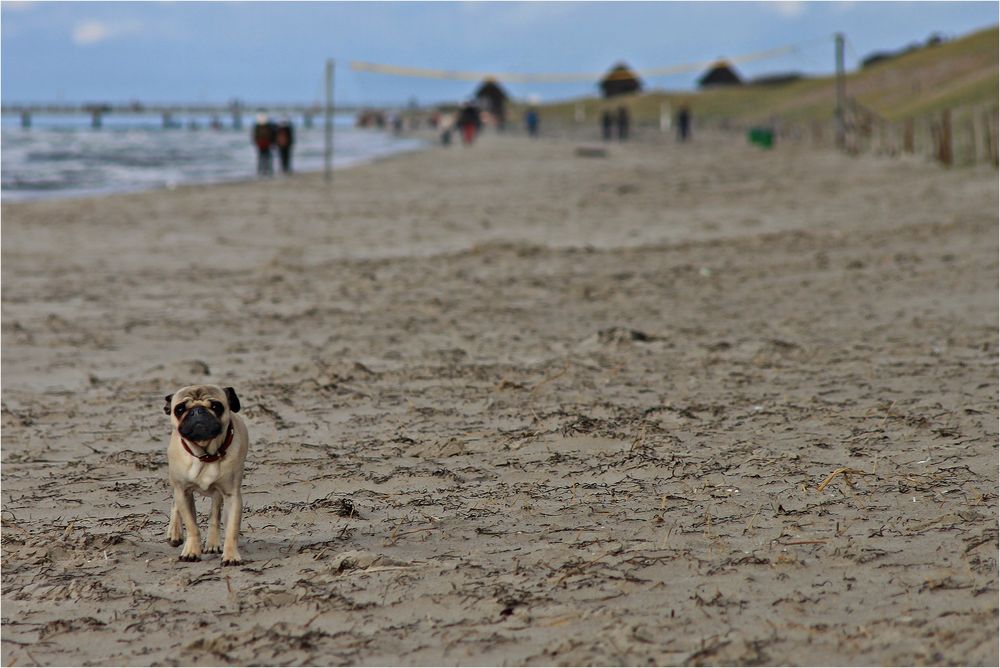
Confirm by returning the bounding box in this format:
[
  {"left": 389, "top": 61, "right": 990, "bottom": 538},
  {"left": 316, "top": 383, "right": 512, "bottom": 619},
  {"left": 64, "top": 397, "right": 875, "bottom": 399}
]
[
  {"left": 514, "top": 101, "right": 999, "bottom": 169},
  {"left": 802, "top": 100, "right": 999, "bottom": 168}
]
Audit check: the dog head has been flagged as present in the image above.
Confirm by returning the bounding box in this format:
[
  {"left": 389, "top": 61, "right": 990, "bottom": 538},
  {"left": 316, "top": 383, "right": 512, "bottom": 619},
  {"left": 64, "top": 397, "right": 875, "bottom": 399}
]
[{"left": 164, "top": 384, "right": 241, "bottom": 443}]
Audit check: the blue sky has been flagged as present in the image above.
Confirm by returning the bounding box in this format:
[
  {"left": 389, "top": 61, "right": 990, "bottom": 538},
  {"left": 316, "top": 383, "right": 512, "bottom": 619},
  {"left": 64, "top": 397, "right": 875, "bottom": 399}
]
[{"left": 2, "top": 1, "right": 997, "bottom": 106}]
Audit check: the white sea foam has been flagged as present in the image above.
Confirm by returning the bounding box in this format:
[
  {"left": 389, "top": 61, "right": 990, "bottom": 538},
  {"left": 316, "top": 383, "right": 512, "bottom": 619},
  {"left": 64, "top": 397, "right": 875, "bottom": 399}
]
[{"left": 1, "top": 116, "right": 426, "bottom": 201}]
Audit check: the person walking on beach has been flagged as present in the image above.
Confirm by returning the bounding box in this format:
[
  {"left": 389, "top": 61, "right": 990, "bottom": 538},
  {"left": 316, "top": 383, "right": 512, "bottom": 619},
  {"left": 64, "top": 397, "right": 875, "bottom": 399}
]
[
  {"left": 676, "top": 105, "right": 691, "bottom": 142},
  {"left": 524, "top": 107, "right": 539, "bottom": 138},
  {"left": 601, "top": 110, "right": 613, "bottom": 141},
  {"left": 252, "top": 113, "right": 276, "bottom": 176},
  {"left": 439, "top": 112, "right": 455, "bottom": 146},
  {"left": 457, "top": 101, "right": 482, "bottom": 146},
  {"left": 617, "top": 106, "right": 630, "bottom": 142},
  {"left": 275, "top": 117, "right": 295, "bottom": 174}
]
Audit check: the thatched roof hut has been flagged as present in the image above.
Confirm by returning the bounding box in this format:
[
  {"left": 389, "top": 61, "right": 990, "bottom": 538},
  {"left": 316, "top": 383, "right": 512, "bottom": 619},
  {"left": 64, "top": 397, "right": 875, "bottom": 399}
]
[
  {"left": 697, "top": 61, "right": 743, "bottom": 88},
  {"left": 474, "top": 78, "right": 509, "bottom": 119},
  {"left": 599, "top": 62, "right": 643, "bottom": 98}
]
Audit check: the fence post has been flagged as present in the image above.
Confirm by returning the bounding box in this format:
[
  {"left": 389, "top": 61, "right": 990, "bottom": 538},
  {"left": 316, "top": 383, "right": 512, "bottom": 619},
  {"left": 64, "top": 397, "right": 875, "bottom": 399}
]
[
  {"left": 835, "top": 33, "right": 846, "bottom": 149},
  {"left": 930, "top": 119, "right": 941, "bottom": 160},
  {"left": 937, "top": 110, "right": 952, "bottom": 166},
  {"left": 903, "top": 118, "right": 914, "bottom": 153},
  {"left": 965, "top": 117, "right": 977, "bottom": 165},
  {"left": 983, "top": 110, "right": 997, "bottom": 167}
]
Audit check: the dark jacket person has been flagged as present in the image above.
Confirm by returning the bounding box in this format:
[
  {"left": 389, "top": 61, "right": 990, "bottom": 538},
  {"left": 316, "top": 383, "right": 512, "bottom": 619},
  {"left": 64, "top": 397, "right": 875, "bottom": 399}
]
[
  {"left": 252, "top": 113, "right": 276, "bottom": 176},
  {"left": 276, "top": 119, "right": 295, "bottom": 174}
]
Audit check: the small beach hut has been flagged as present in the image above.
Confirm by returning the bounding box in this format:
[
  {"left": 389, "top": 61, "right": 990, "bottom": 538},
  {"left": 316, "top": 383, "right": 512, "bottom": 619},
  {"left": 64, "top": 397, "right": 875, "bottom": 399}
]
[
  {"left": 474, "top": 78, "right": 509, "bottom": 126},
  {"left": 599, "top": 62, "right": 643, "bottom": 98},
  {"left": 697, "top": 61, "right": 743, "bottom": 88}
]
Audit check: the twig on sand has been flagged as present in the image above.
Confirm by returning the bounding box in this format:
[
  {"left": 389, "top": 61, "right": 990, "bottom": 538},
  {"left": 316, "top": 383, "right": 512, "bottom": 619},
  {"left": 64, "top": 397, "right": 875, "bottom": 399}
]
[
  {"left": 743, "top": 505, "right": 762, "bottom": 535},
  {"left": 531, "top": 364, "right": 569, "bottom": 395},
  {"left": 816, "top": 467, "right": 869, "bottom": 492},
  {"left": 337, "top": 383, "right": 373, "bottom": 399},
  {"left": 779, "top": 539, "right": 828, "bottom": 546},
  {"left": 384, "top": 525, "right": 440, "bottom": 546},
  {"left": 395, "top": 527, "right": 440, "bottom": 538},
  {"left": 555, "top": 548, "right": 618, "bottom": 584},
  {"left": 539, "top": 613, "right": 580, "bottom": 627},
  {"left": 629, "top": 423, "right": 649, "bottom": 453}
]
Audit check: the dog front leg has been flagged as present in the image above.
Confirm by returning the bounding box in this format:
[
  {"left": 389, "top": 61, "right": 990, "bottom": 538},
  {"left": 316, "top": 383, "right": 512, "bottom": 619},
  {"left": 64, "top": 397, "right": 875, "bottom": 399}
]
[
  {"left": 175, "top": 487, "right": 201, "bottom": 561},
  {"left": 205, "top": 491, "right": 223, "bottom": 554},
  {"left": 167, "top": 498, "right": 183, "bottom": 547},
  {"left": 221, "top": 490, "right": 243, "bottom": 566}
]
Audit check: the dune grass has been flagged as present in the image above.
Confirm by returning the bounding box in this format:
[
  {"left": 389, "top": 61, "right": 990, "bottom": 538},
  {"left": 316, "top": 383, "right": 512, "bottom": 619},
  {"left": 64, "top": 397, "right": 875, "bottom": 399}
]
[{"left": 526, "top": 26, "right": 998, "bottom": 126}]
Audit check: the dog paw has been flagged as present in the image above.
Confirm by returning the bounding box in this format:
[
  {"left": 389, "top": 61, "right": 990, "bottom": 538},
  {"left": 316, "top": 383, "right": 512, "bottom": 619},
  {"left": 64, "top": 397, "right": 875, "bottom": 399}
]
[
  {"left": 221, "top": 559, "right": 243, "bottom": 567},
  {"left": 168, "top": 538, "right": 183, "bottom": 547},
  {"left": 204, "top": 545, "right": 222, "bottom": 554},
  {"left": 178, "top": 553, "right": 201, "bottom": 562}
]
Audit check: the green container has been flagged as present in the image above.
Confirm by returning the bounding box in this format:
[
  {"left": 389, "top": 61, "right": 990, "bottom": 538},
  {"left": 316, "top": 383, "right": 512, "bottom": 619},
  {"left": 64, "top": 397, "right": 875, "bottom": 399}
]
[{"left": 748, "top": 127, "right": 774, "bottom": 149}]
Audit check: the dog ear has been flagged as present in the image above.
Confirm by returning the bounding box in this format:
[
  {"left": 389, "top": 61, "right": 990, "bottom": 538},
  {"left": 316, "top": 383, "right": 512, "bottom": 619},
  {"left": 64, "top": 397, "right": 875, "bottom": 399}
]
[
  {"left": 225, "top": 387, "right": 241, "bottom": 413},
  {"left": 163, "top": 393, "right": 173, "bottom": 415}
]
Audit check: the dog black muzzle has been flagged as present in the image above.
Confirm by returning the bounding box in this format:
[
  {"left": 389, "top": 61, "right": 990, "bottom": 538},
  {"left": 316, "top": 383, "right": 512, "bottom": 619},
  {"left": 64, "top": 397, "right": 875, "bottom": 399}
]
[{"left": 179, "top": 406, "right": 223, "bottom": 441}]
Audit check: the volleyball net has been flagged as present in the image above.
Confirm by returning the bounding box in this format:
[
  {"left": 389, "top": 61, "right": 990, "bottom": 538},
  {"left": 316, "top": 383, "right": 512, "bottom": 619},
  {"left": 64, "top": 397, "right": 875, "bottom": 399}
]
[{"left": 349, "top": 43, "right": 801, "bottom": 84}]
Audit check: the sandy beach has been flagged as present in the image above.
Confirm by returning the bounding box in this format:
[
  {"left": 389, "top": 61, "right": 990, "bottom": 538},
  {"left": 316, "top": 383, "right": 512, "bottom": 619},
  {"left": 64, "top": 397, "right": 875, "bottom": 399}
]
[{"left": 2, "top": 131, "right": 997, "bottom": 666}]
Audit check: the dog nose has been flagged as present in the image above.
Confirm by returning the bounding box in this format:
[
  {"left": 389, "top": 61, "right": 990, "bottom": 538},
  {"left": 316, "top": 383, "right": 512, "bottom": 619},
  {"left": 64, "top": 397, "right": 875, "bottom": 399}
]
[{"left": 179, "top": 406, "right": 222, "bottom": 441}]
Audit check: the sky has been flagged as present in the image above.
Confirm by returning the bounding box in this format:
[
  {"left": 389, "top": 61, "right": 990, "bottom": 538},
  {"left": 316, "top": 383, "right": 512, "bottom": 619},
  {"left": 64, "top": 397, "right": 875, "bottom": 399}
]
[{"left": 2, "top": 1, "right": 997, "bottom": 107}]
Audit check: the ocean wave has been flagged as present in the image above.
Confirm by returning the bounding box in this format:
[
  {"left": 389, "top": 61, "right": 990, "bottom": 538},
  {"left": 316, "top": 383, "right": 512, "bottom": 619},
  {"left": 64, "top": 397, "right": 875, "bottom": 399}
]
[{"left": 1, "top": 124, "right": 426, "bottom": 201}]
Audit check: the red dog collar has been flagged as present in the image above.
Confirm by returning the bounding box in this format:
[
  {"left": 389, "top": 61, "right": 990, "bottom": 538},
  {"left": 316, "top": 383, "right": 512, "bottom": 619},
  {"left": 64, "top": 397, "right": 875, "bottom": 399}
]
[{"left": 181, "top": 421, "right": 235, "bottom": 463}]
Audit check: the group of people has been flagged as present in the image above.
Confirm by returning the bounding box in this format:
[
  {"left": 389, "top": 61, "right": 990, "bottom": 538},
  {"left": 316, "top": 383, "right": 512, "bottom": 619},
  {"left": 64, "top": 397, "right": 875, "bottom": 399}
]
[
  {"left": 601, "top": 105, "right": 693, "bottom": 143},
  {"left": 437, "top": 101, "right": 486, "bottom": 146},
  {"left": 601, "top": 107, "right": 631, "bottom": 142},
  {"left": 252, "top": 113, "right": 296, "bottom": 176}
]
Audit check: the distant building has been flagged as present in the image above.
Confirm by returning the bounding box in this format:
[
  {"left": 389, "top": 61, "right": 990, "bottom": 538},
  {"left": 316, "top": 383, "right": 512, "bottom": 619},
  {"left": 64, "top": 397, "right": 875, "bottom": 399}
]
[
  {"left": 697, "top": 61, "right": 743, "bottom": 88},
  {"left": 599, "top": 62, "right": 643, "bottom": 98},
  {"left": 861, "top": 50, "right": 897, "bottom": 68},
  {"left": 749, "top": 72, "right": 805, "bottom": 87},
  {"left": 474, "top": 78, "right": 509, "bottom": 127},
  {"left": 926, "top": 32, "right": 947, "bottom": 47},
  {"left": 862, "top": 33, "right": 949, "bottom": 69}
]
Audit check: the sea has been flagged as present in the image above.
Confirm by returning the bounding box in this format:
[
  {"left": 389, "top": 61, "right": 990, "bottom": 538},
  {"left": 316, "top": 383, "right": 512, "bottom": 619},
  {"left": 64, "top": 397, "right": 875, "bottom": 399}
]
[{"left": 0, "top": 113, "right": 426, "bottom": 202}]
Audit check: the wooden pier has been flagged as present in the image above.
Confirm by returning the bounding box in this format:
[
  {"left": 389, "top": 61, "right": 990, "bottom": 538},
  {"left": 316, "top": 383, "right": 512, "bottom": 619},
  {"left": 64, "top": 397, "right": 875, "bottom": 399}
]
[{"left": 1, "top": 101, "right": 374, "bottom": 129}]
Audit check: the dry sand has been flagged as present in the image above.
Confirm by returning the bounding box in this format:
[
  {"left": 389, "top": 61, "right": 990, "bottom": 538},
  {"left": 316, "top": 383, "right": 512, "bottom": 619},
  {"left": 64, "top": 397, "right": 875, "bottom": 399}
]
[{"left": 2, "top": 131, "right": 998, "bottom": 666}]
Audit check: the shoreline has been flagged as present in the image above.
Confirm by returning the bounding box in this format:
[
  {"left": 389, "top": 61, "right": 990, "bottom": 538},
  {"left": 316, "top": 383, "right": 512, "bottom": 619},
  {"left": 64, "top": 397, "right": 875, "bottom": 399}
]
[
  {"left": 2, "top": 132, "right": 997, "bottom": 666},
  {"left": 0, "top": 127, "right": 430, "bottom": 205}
]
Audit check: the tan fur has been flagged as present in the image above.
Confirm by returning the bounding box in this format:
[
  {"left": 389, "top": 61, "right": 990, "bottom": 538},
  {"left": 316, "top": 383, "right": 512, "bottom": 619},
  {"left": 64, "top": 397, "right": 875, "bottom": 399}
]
[{"left": 165, "top": 384, "right": 249, "bottom": 565}]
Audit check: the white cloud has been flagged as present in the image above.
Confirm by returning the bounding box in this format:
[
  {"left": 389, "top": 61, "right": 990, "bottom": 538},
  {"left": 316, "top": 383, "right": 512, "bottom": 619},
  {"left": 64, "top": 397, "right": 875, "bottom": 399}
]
[
  {"left": 765, "top": 1, "right": 806, "bottom": 19},
  {"left": 72, "top": 19, "right": 142, "bottom": 46},
  {"left": 73, "top": 20, "right": 111, "bottom": 45}
]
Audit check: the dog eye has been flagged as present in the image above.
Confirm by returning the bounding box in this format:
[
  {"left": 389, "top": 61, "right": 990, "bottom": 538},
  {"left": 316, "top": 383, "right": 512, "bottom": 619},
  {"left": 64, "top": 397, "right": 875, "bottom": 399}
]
[
  {"left": 210, "top": 401, "right": 225, "bottom": 416},
  {"left": 173, "top": 404, "right": 187, "bottom": 417}
]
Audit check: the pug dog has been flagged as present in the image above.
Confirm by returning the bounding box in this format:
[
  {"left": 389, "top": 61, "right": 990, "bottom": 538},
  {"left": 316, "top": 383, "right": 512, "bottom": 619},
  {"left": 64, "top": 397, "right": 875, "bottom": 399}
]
[{"left": 164, "top": 384, "right": 249, "bottom": 565}]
